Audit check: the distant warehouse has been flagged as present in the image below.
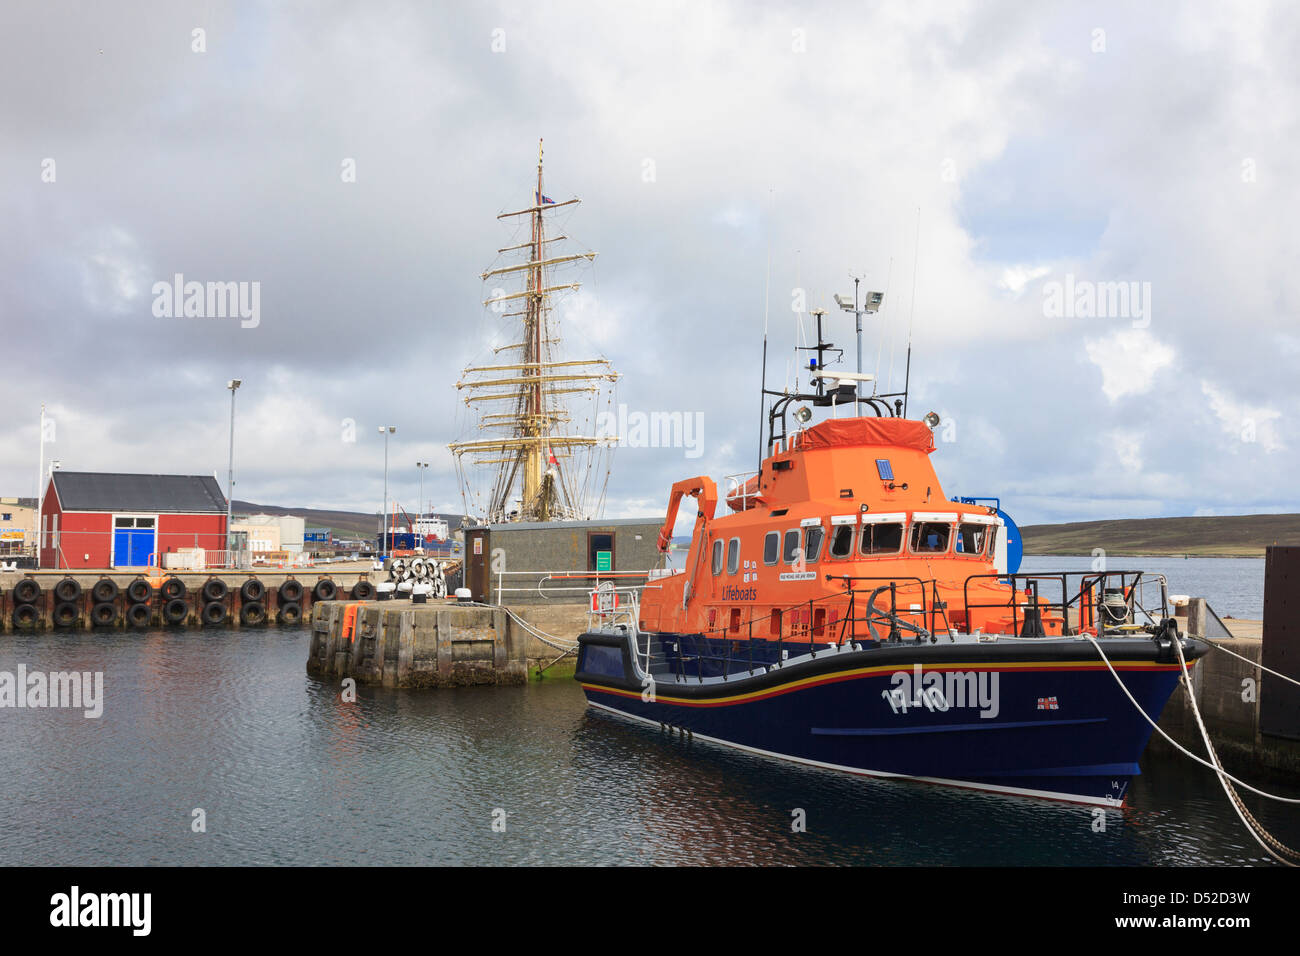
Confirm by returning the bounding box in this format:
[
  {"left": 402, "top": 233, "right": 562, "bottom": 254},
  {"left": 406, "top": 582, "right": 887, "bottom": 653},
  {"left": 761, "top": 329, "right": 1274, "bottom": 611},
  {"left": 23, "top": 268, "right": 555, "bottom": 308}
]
[{"left": 38, "top": 472, "right": 228, "bottom": 569}]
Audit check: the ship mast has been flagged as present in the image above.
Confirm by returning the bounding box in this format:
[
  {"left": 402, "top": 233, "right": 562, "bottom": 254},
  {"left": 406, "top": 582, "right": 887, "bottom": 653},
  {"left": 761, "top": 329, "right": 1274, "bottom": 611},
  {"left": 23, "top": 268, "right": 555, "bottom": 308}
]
[{"left": 449, "top": 140, "right": 618, "bottom": 524}]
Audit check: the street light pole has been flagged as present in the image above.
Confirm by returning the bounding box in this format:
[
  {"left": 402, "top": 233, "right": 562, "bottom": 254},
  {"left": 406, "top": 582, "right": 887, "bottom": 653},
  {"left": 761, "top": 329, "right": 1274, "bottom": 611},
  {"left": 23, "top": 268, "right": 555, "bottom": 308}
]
[
  {"left": 34, "top": 402, "right": 45, "bottom": 566},
  {"left": 226, "top": 380, "right": 241, "bottom": 555},
  {"left": 379, "top": 426, "right": 395, "bottom": 551},
  {"left": 416, "top": 461, "right": 429, "bottom": 522}
]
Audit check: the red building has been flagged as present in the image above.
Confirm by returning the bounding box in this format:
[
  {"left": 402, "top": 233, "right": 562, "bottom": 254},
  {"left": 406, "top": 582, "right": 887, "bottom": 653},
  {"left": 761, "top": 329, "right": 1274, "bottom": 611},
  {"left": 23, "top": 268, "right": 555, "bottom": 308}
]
[{"left": 39, "top": 472, "right": 228, "bottom": 569}]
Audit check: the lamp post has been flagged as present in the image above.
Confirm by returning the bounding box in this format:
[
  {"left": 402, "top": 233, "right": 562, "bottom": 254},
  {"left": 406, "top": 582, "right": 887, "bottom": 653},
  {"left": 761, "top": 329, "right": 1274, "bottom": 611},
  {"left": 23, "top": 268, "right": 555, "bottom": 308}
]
[
  {"left": 379, "top": 426, "right": 395, "bottom": 551},
  {"left": 34, "top": 402, "right": 45, "bottom": 566},
  {"left": 416, "top": 461, "right": 429, "bottom": 522},
  {"left": 226, "top": 379, "right": 241, "bottom": 553}
]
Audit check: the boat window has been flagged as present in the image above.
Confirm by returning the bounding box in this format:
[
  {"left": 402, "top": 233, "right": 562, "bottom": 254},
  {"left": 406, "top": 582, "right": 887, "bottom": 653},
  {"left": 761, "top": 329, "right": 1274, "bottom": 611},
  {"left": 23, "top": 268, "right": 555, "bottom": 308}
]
[
  {"left": 763, "top": 531, "right": 780, "bottom": 566},
  {"left": 860, "top": 522, "right": 904, "bottom": 555},
  {"left": 803, "top": 525, "right": 824, "bottom": 563},
  {"left": 782, "top": 529, "right": 801, "bottom": 564},
  {"left": 711, "top": 539, "right": 724, "bottom": 575},
  {"left": 829, "top": 523, "right": 855, "bottom": 559},
  {"left": 955, "top": 523, "right": 989, "bottom": 557},
  {"left": 726, "top": 537, "right": 741, "bottom": 574},
  {"left": 909, "top": 521, "right": 951, "bottom": 554}
]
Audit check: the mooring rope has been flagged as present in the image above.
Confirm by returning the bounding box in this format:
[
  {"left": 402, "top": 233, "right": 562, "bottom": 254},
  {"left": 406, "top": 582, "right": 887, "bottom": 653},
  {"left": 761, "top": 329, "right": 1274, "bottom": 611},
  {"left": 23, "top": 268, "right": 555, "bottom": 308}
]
[
  {"left": 1173, "top": 635, "right": 1300, "bottom": 866},
  {"left": 495, "top": 604, "right": 581, "bottom": 653},
  {"left": 1210, "top": 641, "right": 1300, "bottom": 688},
  {"left": 1084, "top": 634, "right": 1299, "bottom": 866}
]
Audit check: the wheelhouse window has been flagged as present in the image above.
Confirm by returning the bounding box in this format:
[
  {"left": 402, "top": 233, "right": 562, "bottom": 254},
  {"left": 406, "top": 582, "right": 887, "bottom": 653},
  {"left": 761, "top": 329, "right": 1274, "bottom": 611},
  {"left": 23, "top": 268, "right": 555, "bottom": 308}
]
[
  {"left": 763, "top": 530, "right": 780, "bottom": 566},
  {"left": 955, "top": 523, "right": 990, "bottom": 557},
  {"left": 803, "top": 525, "right": 824, "bottom": 563},
  {"left": 829, "top": 523, "right": 855, "bottom": 559},
  {"left": 782, "top": 529, "right": 801, "bottom": 564},
  {"left": 909, "top": 521, "right": 951, "bottom": 554},
  {"left": 726, "top": 537, "right": 741, "bottom": 574},
  {"left": 860, "top": 522, "right": 904, "bottom": 555},
  {"left": 711, "top": 539, "right": 724, "bottom": 575}
]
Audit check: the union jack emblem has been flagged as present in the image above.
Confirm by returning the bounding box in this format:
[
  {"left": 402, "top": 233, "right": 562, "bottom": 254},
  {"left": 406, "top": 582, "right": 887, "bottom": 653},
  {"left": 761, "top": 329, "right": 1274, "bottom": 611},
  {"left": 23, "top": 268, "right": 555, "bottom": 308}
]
[{"left": 1037, "top": 696, "right": 1059, "bottom": 710}]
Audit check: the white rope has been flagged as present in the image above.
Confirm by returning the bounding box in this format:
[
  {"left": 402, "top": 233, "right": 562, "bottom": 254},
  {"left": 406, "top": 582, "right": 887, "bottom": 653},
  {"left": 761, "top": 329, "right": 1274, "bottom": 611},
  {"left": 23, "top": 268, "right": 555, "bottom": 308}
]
[
  {"left": 1211, "top": 641, "right": 1300, "bottom": 688},
  {"left": 1172, "top": 635, "right": 1298, "bottom": 866},
  {"left": 1082, "top": 635, "right": 1300, "bottom": 805},
  {"left": 496, "top": 604, "right": 579, "bottom": 653}
]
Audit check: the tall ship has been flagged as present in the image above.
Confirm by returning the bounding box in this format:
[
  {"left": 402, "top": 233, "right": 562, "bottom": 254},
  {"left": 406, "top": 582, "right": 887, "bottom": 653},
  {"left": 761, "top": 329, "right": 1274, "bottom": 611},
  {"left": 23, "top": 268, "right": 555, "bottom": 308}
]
[
  {"left": 575, "top": 301, "right": 1209, "bottom": 806},
  {"left": 449, "top": 142, "right": 619, "bottom": 524}
]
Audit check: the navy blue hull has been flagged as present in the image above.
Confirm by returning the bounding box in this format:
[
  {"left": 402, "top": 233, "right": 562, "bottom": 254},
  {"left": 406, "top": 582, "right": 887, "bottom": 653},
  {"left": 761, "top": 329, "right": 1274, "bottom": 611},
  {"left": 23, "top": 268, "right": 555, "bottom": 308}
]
[{"left": 576, "top": 631, "right": 1202, "bottom": 805}]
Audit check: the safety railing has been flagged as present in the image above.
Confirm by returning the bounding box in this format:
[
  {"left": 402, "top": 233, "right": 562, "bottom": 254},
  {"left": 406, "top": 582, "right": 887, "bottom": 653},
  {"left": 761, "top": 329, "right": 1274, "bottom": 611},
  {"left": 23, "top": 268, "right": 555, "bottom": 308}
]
[
  {"left": 722, "top": 472, "right": 760, "bottom": 510},
  {"left": 962, "top": 570, "right": 1169, "bottom": 638},
  {"left": 493, "top": 568, "right": 660, "bottom": 603}
]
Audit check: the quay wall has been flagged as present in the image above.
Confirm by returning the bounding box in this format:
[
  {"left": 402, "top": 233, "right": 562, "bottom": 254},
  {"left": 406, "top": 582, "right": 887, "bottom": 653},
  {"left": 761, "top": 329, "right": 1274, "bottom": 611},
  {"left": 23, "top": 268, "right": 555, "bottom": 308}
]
[
  {"left": 0, "top": 568, "right": 376, "bottom": 632},
  {"left": 1154, "top": 608, "right": 1300, "bottom": 776}
]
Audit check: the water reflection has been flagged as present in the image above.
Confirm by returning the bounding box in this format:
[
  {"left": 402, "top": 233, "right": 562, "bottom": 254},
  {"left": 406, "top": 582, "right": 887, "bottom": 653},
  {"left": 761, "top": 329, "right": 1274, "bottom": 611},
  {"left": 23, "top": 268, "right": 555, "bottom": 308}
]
[{"left": 0, "top": 628, "right": 1293, "bottom": 865}]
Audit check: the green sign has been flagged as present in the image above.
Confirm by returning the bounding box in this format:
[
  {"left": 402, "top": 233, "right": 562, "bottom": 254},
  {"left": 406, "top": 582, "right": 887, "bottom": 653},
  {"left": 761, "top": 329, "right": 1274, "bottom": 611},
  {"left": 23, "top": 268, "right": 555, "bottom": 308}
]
[{"left": 595, "top": 550, "right": 612, "bottom": 572}]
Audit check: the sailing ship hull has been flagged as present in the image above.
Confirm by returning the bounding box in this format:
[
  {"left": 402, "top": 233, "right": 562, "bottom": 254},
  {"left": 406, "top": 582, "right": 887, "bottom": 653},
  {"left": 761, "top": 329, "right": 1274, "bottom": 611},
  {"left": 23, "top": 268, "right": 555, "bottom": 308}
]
[{"left": 576, "top": 631, "right": 1208, "bottom": 806}]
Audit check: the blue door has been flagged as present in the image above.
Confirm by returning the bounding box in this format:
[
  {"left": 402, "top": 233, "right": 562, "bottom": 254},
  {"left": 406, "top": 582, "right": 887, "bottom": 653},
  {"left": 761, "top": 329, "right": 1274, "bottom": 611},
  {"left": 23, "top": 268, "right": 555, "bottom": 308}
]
[
  {"left": 128, "top": 529, "right": 154, "bottom": 566},
  {"left": 113, "top": 521, "right": 156, "bottom": 566}
]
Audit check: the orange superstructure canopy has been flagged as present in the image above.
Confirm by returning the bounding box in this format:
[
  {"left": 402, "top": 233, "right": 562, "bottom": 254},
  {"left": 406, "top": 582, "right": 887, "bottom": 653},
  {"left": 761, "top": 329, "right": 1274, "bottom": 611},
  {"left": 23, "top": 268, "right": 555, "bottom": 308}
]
[{"left": 795, "top": 417, "right": 935, "bottom": 454}]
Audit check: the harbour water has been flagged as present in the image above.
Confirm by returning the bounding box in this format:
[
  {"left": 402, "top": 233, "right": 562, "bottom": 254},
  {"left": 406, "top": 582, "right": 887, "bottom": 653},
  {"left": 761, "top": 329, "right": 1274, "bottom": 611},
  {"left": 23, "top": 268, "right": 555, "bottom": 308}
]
[
  {"left": 1, "top": 557, "right": 1294, "bottom": 867},
  {"left": 1019, "top": 555, "right": 1266, "bottom": 620}
]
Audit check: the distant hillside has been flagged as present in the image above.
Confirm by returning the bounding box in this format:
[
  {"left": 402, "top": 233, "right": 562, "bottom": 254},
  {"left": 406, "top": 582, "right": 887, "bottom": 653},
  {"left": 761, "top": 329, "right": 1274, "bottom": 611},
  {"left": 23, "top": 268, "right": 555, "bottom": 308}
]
[
  {"left": 232, "top": 501, "right": 465, "bottom": 540},
  {"left": 1021, "top": 513, "right": 1300, "bottom": 558}
]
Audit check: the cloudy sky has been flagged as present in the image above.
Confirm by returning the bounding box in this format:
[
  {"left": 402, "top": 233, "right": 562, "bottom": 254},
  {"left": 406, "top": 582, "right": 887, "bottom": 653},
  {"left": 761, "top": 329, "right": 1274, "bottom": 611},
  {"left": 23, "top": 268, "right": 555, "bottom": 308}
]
[{"left": 2, "top": 0, "right": 1297, "bottom": 532}]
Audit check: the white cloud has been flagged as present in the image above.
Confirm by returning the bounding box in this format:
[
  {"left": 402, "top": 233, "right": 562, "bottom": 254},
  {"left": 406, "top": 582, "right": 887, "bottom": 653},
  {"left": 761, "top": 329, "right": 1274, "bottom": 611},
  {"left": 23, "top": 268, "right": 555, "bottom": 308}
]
[
  {"left": 998, "top": 264, "right": 1050, "bottom": 296},
  {"left": 1201, "top": 381, "right": 1284, "bottom": 453},
  {"left": 1083, "top": 329, "right": 1176, "bottom": 403},
  {"left": 1110, "top": 429, "right": 1144, "bottom": 472}
]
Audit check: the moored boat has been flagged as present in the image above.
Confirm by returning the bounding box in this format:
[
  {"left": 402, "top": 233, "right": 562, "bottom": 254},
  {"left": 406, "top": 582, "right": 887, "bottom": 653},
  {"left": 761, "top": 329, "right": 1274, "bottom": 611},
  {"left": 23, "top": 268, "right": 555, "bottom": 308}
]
[{"left": 575, "top": 309, "right": 1207, "bottom": 806}]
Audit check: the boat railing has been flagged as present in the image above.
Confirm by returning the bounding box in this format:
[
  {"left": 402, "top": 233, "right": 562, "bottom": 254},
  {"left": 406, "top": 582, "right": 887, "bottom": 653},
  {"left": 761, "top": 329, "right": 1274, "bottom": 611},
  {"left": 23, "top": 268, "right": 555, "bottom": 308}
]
[
  {"left": 722, "top": 472, "right": 760, "bottom": 509},
  {"left": 962, "top": 570, "right": 1170, "bottom": 637},
  {"left": 647, "top": 582, "right": 938, "bottom": 682},
  {"left": 826, "top": 575, "right": 952, "bottom": 643}
]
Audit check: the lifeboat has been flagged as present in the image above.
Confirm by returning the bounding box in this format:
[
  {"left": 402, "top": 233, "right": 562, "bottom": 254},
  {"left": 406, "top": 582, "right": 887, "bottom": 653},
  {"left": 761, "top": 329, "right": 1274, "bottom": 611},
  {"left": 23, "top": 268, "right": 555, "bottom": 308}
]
[{"left": 575, "top": 308, "right": 1207, "bottom": 806}]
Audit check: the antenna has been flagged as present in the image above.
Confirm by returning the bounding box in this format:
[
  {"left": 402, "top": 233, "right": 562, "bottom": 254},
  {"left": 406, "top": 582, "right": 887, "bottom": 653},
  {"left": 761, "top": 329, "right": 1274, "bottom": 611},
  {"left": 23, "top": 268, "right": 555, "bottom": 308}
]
[
  {"left": 759, "top": 248, "right": 770, "bottom": 472},
  {"left": 759, "top": 187, "right": 774, "bottom": 471},
  {"left": 904, "top": 207, "right": 920, "bottom": 417}
]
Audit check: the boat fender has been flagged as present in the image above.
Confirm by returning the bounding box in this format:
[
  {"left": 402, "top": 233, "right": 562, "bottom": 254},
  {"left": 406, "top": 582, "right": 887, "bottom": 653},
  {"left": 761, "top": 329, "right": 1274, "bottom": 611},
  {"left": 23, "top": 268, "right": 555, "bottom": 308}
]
[
  {"left": 91, "top": 602, "right": 117, "bottom": 627},
  {"left": 162, "top": 598, "right": 189, "bottom": 625},
  {"left": 11, "top": 604, "right": 39, "bottom": 629},
  {"left": 240, "top": 578, "right": 266, "bottom": 603},
  {"left": 91, "top": 578, "right": 119, "bottom": 604},
  {"left": 161, "top": 576, "right": 186, "bottom": 601},
  {"left": 13, "top": 577, "right": 40, "bottom": 605},
  {"left": 278, "top": 600, "right": 303, "bottom": 625},
  {"left": 54, "top": 577, "right": 82, "bottom": 603},
  {"left": 202, "top": 601, "right": 228, "bottom": 625},
  {"left": 53, "top": 601, "right": 78, "bottom": 628},
  {"left": 126, "top": 603, "right": 151, "bottom": 627},
  {"left": 240, "top": 601, "right": 267, "bottom": 626}
]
